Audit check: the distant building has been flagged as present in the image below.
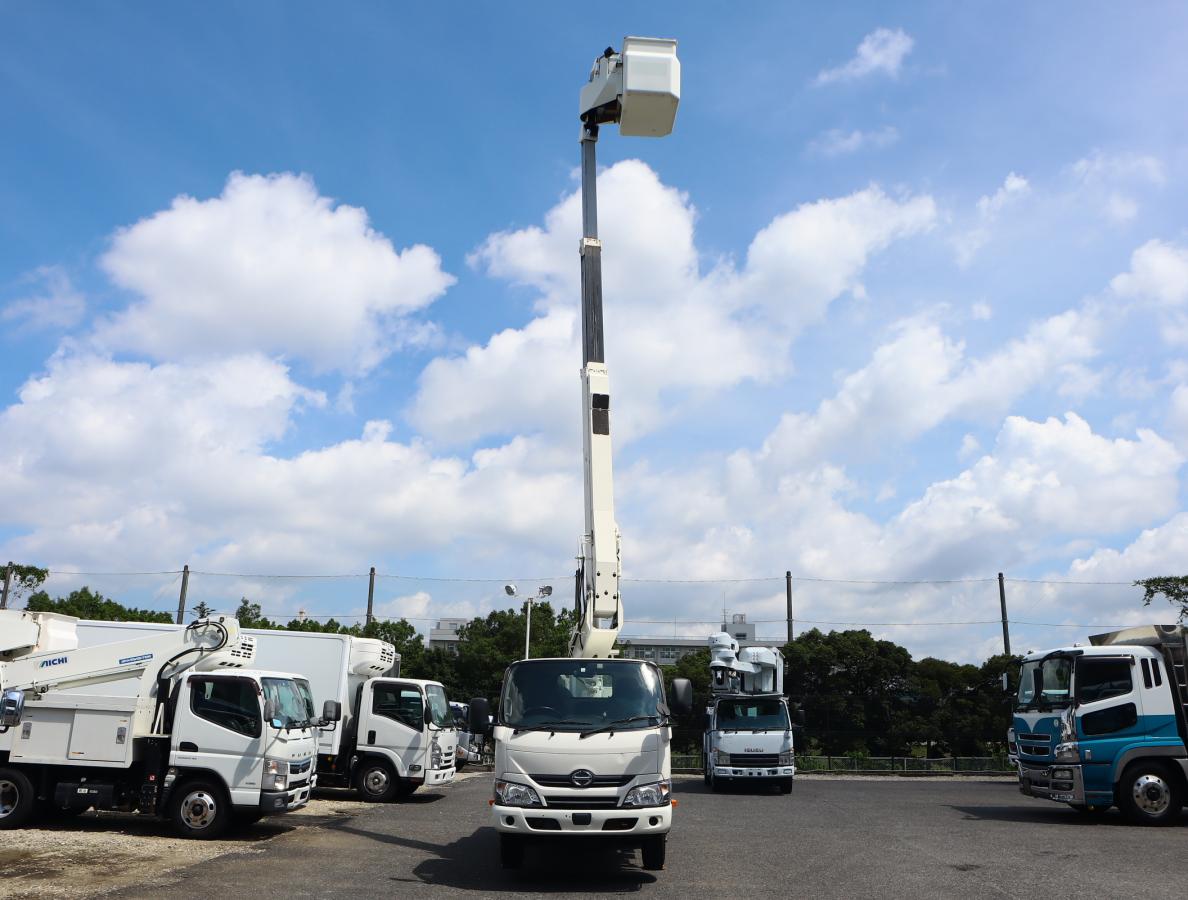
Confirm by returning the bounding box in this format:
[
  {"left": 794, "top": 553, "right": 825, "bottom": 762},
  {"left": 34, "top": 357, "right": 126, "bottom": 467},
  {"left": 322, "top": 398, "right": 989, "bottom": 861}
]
[
  {"left": 617, "top": 614, "right": 783, "bottom": 667},
  {"left": 429, "top": 617, "right": 468, "bottom": 654}
]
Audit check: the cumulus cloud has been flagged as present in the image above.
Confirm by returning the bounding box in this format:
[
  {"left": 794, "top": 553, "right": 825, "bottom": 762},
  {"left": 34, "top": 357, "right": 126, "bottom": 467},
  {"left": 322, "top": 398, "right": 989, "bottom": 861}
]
[
  {"left": 953, "top": 172, "right": 1030, "bottom": 266},
  {"left": 1069, "top": 150, "right": 1165, "bottom": 224},
  {"left": 412, "top": 161, "right": 935, "bottom": 445},
  {"left": 1110, "top": 239, "right": 1188, "bottom": 346},
  {"left": 806, "top": 126, "right": 899, "bottom": 157},
  {"left": 814, "top": 28, "right": 915, "bottom": 86},
  {"left": 1, "top": 266, "right": 86, "bottom": 331},
  {"left": 94, "top": 172, "right": 454, "bottom": 375}
]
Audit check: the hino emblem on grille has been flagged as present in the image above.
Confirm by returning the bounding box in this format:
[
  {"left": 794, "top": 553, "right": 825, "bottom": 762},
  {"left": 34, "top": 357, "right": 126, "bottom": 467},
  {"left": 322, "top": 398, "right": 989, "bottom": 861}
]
[{"left": 570, "top": 769, "right": 594, "bottom": 788}]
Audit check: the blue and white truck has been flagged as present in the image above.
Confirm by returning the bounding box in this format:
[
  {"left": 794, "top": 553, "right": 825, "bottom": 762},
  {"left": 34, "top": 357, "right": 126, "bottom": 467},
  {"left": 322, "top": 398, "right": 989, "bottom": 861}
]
[{"left": 1013, "top": 623, "right": 1188, "bottom": 824}]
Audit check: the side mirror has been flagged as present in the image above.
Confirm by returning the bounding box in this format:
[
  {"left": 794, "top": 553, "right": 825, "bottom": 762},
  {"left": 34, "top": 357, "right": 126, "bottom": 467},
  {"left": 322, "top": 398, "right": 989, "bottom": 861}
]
[
  {"left": 670, "top": 678, "right": 693, "bottom": 717},
  {"left": 1, "top": 689, "right": 25, "bottom": 728},
  {"left": 423, "top": 704, "right": 433, "bottom": 726},
  {"left": 322, "top": 700, "right": 342, "bottom": 723},
  {"left": 469, "top": 697, "right": 491, "bottom": 735}
]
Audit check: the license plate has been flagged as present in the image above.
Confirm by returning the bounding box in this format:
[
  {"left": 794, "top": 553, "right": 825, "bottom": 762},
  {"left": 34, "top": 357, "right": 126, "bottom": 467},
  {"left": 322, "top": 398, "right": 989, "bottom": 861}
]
[{"left": 1051, "top": 793, "right": 1074, "bottom": 802}]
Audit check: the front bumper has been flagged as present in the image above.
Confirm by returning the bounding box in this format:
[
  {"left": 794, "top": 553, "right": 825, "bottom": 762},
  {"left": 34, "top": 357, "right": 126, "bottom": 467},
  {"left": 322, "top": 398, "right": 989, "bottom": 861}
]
[
  {"left": 1018, "top": 762, "right": 1084, "bottom": 805},
  {"left": 492, "top": 802, "right": 672, "bottom": 837},
  {"left": 424, "top": 766, "right": 456, "bottom": 787},
  {"left": 259, "top": 774, "right": 315, "bottom": 815},
  {"left": 713, "top": 764, "right": 795, "bottom": 780}
]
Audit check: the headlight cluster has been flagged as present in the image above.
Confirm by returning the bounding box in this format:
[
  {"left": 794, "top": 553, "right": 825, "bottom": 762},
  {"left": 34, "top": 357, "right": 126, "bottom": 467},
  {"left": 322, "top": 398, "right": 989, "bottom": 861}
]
[
  {"left": 714, "top": 750, "right": 731, "bottom": 766},
  {"left": 778, "top": 750, "right": 795, "bottom": 766},
  {"left": 1053, "top": 742, "right": 1080, "bottom": 762},
  {"left": 623, "top": 780, "right": 671, "bottom": 808},
  {"left": 430, "top": 738, "right": 443, "bottom": 769},
  {"left": 263, "top": 757, "right": 289, "bottom": 791},
  {"left": 494, "top": 780, "right": 543, "bottom": 807}
]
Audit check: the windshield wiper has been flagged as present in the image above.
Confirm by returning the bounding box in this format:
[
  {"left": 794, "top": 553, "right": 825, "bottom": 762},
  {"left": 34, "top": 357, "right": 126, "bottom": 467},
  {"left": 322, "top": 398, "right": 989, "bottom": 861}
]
[
  {"left": 580, "top": 715, "right": 662, "bottom": 739},
  {"left": 512, "top": 720, "right": 592, "bottom": 735}
]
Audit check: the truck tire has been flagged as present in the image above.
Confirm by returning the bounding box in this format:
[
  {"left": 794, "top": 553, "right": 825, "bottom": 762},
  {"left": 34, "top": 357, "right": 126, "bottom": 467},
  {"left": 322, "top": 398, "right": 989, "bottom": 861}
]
[
  {"left": 395, "top": 780, "right": 419, "bottom": 800},
  {"left": 778, "top": 778, "right": 794, "bottom": 795},
  {"left": 355, "top": 759, "right": 399, "bottom": 803},
  {"left": 1117, "top": 762, "right": 1183, "bottom": 826},
  {"left": 499, "top": 833, "right": 525, "bottom": 869},
  {"left": 640, "top": 835, "right": 666, "bottom": 871},
  {"left": 0, "top": 768, "right": 35, "bottom": 830},
  {"left": 702, "top": 759, "right": 711, "bottom": 787},
  {"left": 168, "top": 780, "right": 231, "bottom": 839}
]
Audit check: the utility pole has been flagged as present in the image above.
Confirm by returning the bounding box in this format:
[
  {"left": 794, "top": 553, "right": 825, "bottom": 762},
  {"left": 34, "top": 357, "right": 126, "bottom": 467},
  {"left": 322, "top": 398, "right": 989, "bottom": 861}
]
[
  {"left": 366, "top": 567, "right": 376, "bottom": 627},
  {"left": 998, "top": 572, "right": 1011, "bottom": 656},
  {"left": 175, "top": 564, "right": 190, "bottom": 624},
  {"left": 1, "top": 563, "right": 12, "bottom": 610},
  {"left": 785, "top": 570, "right": 794, "bottom": 644}
]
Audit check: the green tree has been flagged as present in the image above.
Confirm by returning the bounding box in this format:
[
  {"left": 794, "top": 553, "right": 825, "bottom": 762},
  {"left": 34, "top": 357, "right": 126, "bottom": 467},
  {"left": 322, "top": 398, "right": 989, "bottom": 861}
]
[
  {"left": 233, "top": 597, "right": 277, "bottom": 629},
  {"left": 452, "top": 602, "right": 575, "bottom": 704},
  {"left": 26, "top": 586, "right": 173, "bottom": 623},
  {"left": 1134, "top": 576, "right": 1188, "bottom": 621},
  {"left": 3, "top": 562, "right": 49, "bottom": 607},
  {"left": 664, "top": 649, "right": 710, "bottom": 752},
  {"left": 191, "top": 600, "right": 214, "bottom": 619}
]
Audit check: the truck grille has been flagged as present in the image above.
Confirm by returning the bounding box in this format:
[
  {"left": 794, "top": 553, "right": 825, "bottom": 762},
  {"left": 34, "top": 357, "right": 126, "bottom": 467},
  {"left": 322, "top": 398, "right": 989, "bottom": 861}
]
[
  {"left": 291, "top": 759, "right": 312, "bottom": 776},
  {"left": 544, "top": 797, "right": 620, "bottom": 810},
  {"left": 729, "top": 753, "right": 780, "bottom": 767},
  {"left": 531, "top": 773, "right": 633, "bottom": 788}
]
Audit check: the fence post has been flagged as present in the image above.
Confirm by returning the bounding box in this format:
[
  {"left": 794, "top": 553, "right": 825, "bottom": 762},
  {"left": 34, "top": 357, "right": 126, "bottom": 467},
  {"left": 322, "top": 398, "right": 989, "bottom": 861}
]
[
  {"left": 998, "top": 572, "right": 1011, "bottom": 656},
  {"left": 366, "top": 567, "right": 376, "bottom": 627},
  {"left": 175, "top": 564, "right": 189, "bottom": 624}
]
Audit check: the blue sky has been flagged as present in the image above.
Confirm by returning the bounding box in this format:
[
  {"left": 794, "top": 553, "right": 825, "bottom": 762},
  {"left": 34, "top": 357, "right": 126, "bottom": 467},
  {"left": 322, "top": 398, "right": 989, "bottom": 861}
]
[{"left": 3, "top": 3, "right": 1188, "bottom": 660}]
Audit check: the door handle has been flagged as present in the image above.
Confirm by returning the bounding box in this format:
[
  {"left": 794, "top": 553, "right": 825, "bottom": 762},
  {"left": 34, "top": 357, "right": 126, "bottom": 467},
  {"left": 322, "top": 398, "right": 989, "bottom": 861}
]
[
  {"left": 180, "top": 741, "right": 198, "bottom": 752},
  {"left": 367, "top": 730, "right": 376, "bottom": 745}
]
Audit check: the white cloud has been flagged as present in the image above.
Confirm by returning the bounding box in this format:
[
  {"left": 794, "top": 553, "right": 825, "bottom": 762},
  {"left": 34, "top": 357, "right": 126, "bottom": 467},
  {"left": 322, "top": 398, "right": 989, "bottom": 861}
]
[
  {"left": 94, "top": 172, "right": 455, "bottom": 375},
  {"left": 953, "top": 172, "right": 1030, "bottom": 266},
  {"left": 1110, "top": 239, "right": 1188, "bottom": 307},
  {"left": 1, "top": 266, "right": 86, "bottom": 331},
  {"left": 1070, "top": 513, "right": 1188, "bottom": 584},
  {"left": 807, "top": 126, "right": 899, "bottom": 157},
  {"left": 413, "top": 162, "right": 935, "bottom": 445},
  {"left": 970, "top": 302, "right": 992, "bottom": 321},
  {"left": 1069, "top": 150, "right": 1165, "bottom": 224},
  {"left": 814, "top": 28, "right": 915, "bottom": 86}
]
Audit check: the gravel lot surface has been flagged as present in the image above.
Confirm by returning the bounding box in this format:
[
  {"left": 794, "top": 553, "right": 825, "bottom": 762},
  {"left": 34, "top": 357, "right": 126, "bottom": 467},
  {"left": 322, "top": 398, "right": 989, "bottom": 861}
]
[
  {"left": 0, "top": 793, "right": 363, "bottom": 900},
  {"left": 8, "top": 773, "right": 1186, "bottom": 899}
]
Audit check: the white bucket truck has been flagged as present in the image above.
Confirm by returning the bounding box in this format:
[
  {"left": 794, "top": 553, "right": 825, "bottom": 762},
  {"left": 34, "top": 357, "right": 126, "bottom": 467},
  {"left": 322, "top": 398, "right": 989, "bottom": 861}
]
[
  {"left": 0, "top": 610, "right": 332, "bottom": 838},
  {"left": 75, "top": 621, "right": 457, "bottom": 801},
  {"left": 465, "top": 36, "right": 694, "bottom": 873},
  {"left": 702, "top": 632, "right": 797, "bottom": 793}
]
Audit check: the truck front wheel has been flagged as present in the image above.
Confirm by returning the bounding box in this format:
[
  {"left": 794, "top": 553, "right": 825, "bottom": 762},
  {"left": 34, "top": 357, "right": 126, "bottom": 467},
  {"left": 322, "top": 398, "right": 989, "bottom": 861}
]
[
  {"left": 1117, "top": 763, "right": 1183, "bottom": 826},
  {"left": 355, "top": 759, "right": 399, "bottom": 803},
  {"left": 0, "top": 768, "right": 35, "bottom": 830},
  {"left": 640, "top": 835, "right": 666, "bottom": 871},
  {"left": 168, "top": 780, "right": 231, "bottom": 839}
]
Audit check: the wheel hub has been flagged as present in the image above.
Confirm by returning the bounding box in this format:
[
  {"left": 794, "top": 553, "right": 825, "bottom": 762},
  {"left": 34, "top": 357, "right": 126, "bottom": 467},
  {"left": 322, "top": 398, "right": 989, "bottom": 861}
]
[
  {"left": 0, "top": 779, "right": 17, "bottom": 818},
  {"left": 364, "top": 768, "right": 390, "bottom": 794},
  {"left": 1132, "top": 774, "right": 1171, "bottom": 816},
  {"left": 180, "top": 790, "right": 218, "bottom": 829}
]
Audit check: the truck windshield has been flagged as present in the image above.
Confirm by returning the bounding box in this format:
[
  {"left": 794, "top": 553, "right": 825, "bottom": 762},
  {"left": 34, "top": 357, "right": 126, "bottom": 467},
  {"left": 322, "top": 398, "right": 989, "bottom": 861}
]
[
  {"left": 716, "top": 697, "right": 789, "bottom": 731},
  {"left": 263, "top": 677, "right": 313, "bottom": 728},
  {"left": 425, "top": 684, "right": 453, "bottom": 729},
  {"left": 1016, "top": 657, "right": 1073, "bottom": 710},
  {"left": 500, "top": 660, "right": 665, "bottom": 731}
]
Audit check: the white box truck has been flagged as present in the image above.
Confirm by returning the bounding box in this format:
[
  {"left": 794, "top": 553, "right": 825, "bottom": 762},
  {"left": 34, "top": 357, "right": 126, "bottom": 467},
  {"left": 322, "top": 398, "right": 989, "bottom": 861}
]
[
  {"left": 0, "top": 611, "right": 330, "bottom": 838},
  {"left": 75, "top": 621, "right": 458, "bottom": 801}
]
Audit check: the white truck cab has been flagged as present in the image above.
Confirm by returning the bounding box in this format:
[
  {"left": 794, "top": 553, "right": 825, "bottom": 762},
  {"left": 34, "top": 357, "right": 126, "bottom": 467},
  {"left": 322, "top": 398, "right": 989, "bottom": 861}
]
[{"left": 470, "top": 657, "right": 691, "bottom": 871}]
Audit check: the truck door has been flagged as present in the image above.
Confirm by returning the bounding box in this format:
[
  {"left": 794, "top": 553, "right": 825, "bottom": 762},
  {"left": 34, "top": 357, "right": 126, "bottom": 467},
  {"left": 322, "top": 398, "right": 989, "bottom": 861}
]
[
  {"left": 362, "top": 680, "right": 425, "bottom": 776},
  {"left": 173, "top": 675, "right": 265, "bottom": 805},
  {"left": 1074, "top": 656, "right": 1143, "bottom": 797}
]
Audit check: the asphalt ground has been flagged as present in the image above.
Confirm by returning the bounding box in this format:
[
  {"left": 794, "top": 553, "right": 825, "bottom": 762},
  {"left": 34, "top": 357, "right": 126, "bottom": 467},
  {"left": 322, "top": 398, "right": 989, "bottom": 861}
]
[{"left": 110, "top": 774, "right": 1186, "bottom": 900}]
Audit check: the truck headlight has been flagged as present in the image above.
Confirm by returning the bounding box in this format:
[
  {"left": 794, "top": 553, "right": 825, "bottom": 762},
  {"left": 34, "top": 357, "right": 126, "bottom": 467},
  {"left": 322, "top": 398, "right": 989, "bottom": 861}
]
[
  {"left": 430, "top": 738, "right": 443, "bottom": 769},
  {"left": 778, "top": 751, "right": 795, "bottom": 766},
  {"left": 623, "top": 780, "right": 671, "bottom": 808},
  {"left": 494, "top": 780, "right": 542, "bottom": 808},
  {"left": 263, "top": 757, "right": 289, "bottom": 791},
  {"left": 1053, "top": 742, "right": 1080, "bottom": 762},
  {"left": 714, "top": 750, "right": 731, "bottom": 766}
]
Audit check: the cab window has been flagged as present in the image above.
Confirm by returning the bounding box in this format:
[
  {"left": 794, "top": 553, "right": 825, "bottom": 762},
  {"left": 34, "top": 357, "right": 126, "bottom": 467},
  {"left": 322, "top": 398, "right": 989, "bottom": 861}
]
[
  {"left": 190, "top": 677, "right": 261, "bottom": 737},
  {"left": 1076, "top": 658, "right": 1132, "bottom": 704},
  {"left": 373, "top": 683, "right": 424, "bottom": 729}
]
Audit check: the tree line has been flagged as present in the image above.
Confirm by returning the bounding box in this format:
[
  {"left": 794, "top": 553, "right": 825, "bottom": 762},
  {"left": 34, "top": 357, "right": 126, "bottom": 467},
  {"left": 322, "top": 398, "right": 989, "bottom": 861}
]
[{"left": 12, "top": 564, "right": 1188, "bottom": 758}]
